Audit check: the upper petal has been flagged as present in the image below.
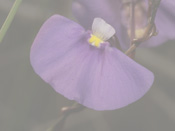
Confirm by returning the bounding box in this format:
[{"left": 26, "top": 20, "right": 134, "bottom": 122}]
[
  {"left": 92, "top": 18, "right": 116, "bottom": 41},
  {"left": 72, "top": 0, "right": 128, "bottom": 49}
]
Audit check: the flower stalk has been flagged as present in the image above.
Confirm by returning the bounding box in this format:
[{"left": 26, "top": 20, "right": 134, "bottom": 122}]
[
  {"left": 130, "top": 0, "right": 135, "bottom": 46},
  {"left": 129, "top": 0, "right": 136, "bottom": 58},
  {"left": 0, "top": 0, "right": 22, "bottom": 43},
  {"left": 125, "top": 0, "right": 161, "bottom": 56},
  {"left": 47, "top": 103, "right": 85, "bottom": 131}
]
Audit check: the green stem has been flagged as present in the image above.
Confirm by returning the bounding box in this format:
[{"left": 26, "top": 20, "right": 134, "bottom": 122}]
[{"left": 0, "top": 0, "right": 22, "bottom": 43}]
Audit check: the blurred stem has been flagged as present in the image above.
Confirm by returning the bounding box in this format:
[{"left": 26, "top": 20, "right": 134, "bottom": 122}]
[
  {"left": 129, "top": 0, "right": 136, "bottom": 58},
  {"left": 130, "top": 0, "right": 135, "bottom": 46},
  {"left": 0, "top": 0, "right": 22, "bottom": 43},
  {"left": 125, "top": 0, "right": 161, "bottom": 56},
  {"left": 125, "top": 44, "right": 136, "bottom": 56},
  {"left": 47, "top": 116, "right": 67, "bottom": 131},
  {"left": 47, "top": 103, "right": 85, "bottom": 131}
]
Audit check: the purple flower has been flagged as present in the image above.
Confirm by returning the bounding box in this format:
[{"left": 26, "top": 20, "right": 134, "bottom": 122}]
[
  {"left": 72, "top": 0, "right": 175, "bottom": 49},
  {"left": 30, "top": 15, "right": 154, "bottom": 110}
]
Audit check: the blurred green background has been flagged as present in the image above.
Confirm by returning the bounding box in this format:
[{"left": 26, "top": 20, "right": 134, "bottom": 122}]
[{"left": 0, "top": 0, "right": 175, "bottom": 131}]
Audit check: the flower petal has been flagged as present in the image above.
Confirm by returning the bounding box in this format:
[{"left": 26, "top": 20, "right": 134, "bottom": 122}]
[
  {"left": 72, "top": 0, "right": 129, "bottom": 49},
  {"left": 92, "top": 18, "right": 116, "bottom": 41},
  {"left": 30, "top": 15, "right": 154, "bottom": 110},
  {"left": 30, "top": 14, "right": 85, "bottom": 80}
]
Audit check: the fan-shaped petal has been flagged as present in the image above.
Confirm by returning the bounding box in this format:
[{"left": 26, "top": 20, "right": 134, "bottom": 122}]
[{"left": 30, "top": 15, "right": 154, "bottom": 110}]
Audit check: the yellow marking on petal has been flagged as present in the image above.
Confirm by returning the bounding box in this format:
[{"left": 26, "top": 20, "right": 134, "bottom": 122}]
[{"left": 88, "top": 34, "right": 104, "bottom": 47}]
